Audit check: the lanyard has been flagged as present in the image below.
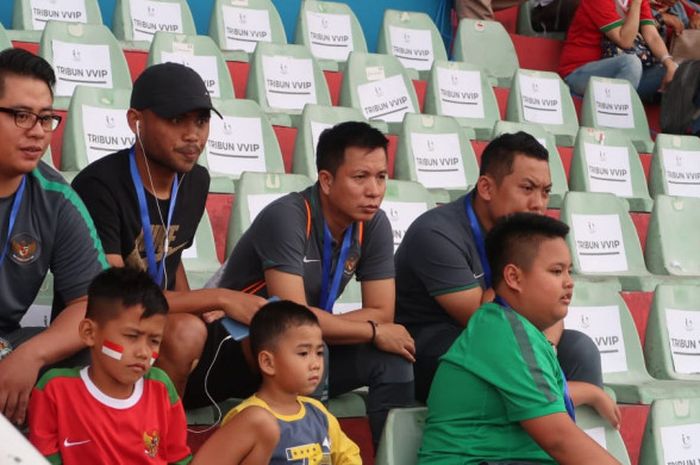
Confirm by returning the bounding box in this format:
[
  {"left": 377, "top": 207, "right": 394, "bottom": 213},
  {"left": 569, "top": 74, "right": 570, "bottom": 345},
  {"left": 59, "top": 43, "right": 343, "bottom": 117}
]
[
  {"left": 319, "top": 222, "right": 354, "bottom": 312},
  {"left": 464, "top": 192, "right": 491, "bottom": 288},
  {"left": 494, "top": 295, "right": 576, "bottom": 421},
  {"left": 0, "top": 176, "right": 26, "bottom": 268},
  {"left": 128, "top": 148, "right": 179, "bottom": 287}
]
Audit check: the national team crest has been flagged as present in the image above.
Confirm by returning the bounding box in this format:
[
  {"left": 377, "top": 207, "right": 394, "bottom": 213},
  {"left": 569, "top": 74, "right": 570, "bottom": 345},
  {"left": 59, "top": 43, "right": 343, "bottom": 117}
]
[
  {"left": 143, "top": 430, "right": 160, "bottom": 458},
  {"left": 344, "top": 253, "right": 359, "bottom": 275},
  {"left": 10, "top": 234, "right": 40, "bottom": 264}
]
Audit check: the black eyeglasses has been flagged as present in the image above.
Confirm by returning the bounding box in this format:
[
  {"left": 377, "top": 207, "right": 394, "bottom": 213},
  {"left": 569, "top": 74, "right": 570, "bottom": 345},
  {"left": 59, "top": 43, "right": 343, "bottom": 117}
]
[{"left": 0, "top": 107, "right": 62, "bottom": 131}]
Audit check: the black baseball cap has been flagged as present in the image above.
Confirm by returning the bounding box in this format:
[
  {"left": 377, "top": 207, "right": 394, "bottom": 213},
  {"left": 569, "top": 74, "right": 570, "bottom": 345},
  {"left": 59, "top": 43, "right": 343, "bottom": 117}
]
[{"left": 130, "top": 62, "right": 222, "bottom": 119}]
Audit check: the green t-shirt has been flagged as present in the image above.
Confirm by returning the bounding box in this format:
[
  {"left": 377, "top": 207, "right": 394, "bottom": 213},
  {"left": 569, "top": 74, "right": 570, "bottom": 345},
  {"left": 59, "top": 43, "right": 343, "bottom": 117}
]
[{"left": 418, "top": 302, "right": 567, "bottom": 465}]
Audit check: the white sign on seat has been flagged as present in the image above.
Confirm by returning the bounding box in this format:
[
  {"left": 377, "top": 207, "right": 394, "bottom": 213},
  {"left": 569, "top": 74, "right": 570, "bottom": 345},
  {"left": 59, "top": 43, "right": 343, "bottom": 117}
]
[
  {"left": 565, "top": 305, "right": 628, "bottom": 373},
  {"left": 388, "top": 26, "right": 434, "bottom": 71},
  {"left": 181, "top": 237, "right": 198, "bottom": 260},
  {"left": 222, "top": 6, "right": 272, "bottom": 53},
  {"left": 310, "top": 121, "right": 333, "bottom": 156},
  {"left": 584, "top": 427, "right": 607, "bottom": 450},
  {"left": 207, "top": 116, "right": 266, "bottom": 176},
  {"left": 52, "top": 41, "right": 113, "bottom": 97},
  {"left": 410, "top": 132, "right": 466, "bottom": 189},
  {"left": 571, "top": 214, "right": 628, "bottom": 273},
  {"left": 129, "top": 0, "right": 184, "bottom": 42},
  {"left": 247, "top": 193, "right": 287, "bottom": 223},
  {"left": 262, "top": 55, "right": 317, "bottom": 110},
  {"left": 518, "top": 73, "right": 564, "bottom": 125},
  {"left": 380, "top": 200, "right": 428, "bottom": 251},
  {"left": 30, "top": 0, "right": 88, "bottom": 30},
  {"left": 583, "top": 142, "right": 633, "bottom": 197},
  {"left": 660, "top": 423, "right": 700, "bottom": 465},
  {"left": 357, "top": 74, "right": 415, "bottom": 123},
  {"left": 160, "top": 51, "right": 221, "bottom": 97},
  {"left": 81, "top": 105, "right": 134, "bottom": 164},
  {"left": 662, "top": 149, "right": 700, "bottom": 198},
  {"left": 306, "top": 11, "right": 354, "bottom": 61},
  {"left": 666, "top": 308, "right": 700, "bottom": 374},
  {"left": 592, "top": 81, "right": 634, "bottom": 129},
  {"left": 436, "top": 67, "right": 485, "bottom": 119}
]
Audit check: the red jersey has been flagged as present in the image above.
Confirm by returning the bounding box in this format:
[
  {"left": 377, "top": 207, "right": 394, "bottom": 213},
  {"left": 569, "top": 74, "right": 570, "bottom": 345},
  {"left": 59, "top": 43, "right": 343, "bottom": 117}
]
[
  {"left": 559, "top": 0, "right": 656, "bottom": 77},
  {"left": 29, "top": 367, "right": 192, "bottom": 465}
]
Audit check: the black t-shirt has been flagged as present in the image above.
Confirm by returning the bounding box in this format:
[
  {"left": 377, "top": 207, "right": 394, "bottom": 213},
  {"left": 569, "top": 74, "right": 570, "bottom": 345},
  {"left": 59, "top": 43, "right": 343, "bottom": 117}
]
[{"left": 72, "top": 148, "right": 210, "bottom": 290}]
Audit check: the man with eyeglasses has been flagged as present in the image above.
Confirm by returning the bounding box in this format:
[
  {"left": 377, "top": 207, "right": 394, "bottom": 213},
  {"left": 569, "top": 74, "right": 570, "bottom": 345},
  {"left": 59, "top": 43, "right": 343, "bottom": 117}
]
[{"left": 0, "top": 48, "right": 107, "bottom": 426}]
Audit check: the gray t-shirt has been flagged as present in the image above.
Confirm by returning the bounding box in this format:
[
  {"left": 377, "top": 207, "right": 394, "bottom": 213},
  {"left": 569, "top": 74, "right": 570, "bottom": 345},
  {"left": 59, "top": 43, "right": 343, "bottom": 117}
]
[
  {"left": 215, "top": 184, "right": 394, "bottom": 309},
  {"left": 0, "top": 162, "right": 107, "bottom": 334},
  {"left": 395, "top": 194, "right": 486, "bottom": 330}
]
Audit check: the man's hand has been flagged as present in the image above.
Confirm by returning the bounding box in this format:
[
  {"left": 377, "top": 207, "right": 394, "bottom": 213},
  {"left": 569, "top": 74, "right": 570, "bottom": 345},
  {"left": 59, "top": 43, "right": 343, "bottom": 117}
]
[
  {"left": 690, "top": 12, "right": 700, "bottom": 29},
  {"left": 373, "top": 323, "right": 416, "bottom": 362},
  {"left": 219, "top": 291, "right": 267, "bottom": 325},
  {"left": 660, "top": 60, "right": 678, "bottom": 91},
  {"left": 591, "top": 389, "right": 622, "bottom": 429},
  {"left": 0, "top": 347, "right": 44, "bottom": 425},
  {"left": 662, "top": 12, "right": 685, "bottom": 35}
]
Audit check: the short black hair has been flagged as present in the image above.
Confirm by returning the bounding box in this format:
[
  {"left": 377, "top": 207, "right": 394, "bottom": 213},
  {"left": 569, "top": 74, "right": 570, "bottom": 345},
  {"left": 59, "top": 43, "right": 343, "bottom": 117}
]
[
  {"left": 249, "top": 300, "right": 320, "bottom": 359},
  {"left": 316, "top": 121, "right": 388, "bottom": 175},
  {"left": 486, "top": 212, "right": 570, "bottom": 288},
  {"left": 0, "top": 48, "right": 56, "bottom": 98},
  {"left": 86, "top": 267, "right": 169, "bottom": 324},
  {"left": 480, "top": 131, "right": 548, "bottom": 184}
]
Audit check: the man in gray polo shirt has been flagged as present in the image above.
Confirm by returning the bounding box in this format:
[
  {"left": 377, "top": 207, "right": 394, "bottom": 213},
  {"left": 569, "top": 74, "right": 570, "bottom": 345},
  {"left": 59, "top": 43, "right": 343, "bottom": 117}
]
[{"left": 0, "top": 49, "right": 107, "bottom": 425}]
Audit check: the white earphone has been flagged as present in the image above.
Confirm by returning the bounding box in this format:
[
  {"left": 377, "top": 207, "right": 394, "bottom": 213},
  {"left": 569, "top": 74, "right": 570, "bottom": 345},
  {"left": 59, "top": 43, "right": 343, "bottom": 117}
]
[{"left": 136, "top": 120, "right": 141, "bottom": 139}]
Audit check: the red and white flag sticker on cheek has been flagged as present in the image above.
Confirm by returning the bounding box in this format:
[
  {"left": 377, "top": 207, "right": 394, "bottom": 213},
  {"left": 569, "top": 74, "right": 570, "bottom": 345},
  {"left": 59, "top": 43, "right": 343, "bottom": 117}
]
[
  {"left": 101, "top": 340, "right": 124, "bottom": 361},
  {"left": 150, "top": 352, "right": 159, "bottom": 366}
]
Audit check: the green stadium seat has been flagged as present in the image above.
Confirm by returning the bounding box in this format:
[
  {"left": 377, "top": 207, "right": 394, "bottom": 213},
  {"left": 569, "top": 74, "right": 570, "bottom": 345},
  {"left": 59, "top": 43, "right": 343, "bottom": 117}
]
[
  {"left": 41, "top": 147, "right": 55, "bottom": 169},
  {"left": 147, "top": 32, "right": 235, "bottom": 99},
  {"left": 38, "top": 21, "right": 132, "bottom": 109},
  {"left": 208, "top": 0, "right": 287, "bottom": 62},
  {"left": 423, "top": 60, "right": 500, "bottom": 141},
  {"left": 452, "top": 18, "right": 518, "bottom": 88},
  {"left": 565, "top": 280, "right": 700, "bottom": 403},
  {"left": 21, "top": 272, "right": 53, "bottom": 328},
  {"left": 60, "top": 86, "right": 133, "bottom": 172},
  {"left": 639, "top": 398, "right": 700, "bottom": 465},
  {"left": 649, "top": 133, "right": 700, "bottom": 198},
  {"left": 492, "top": 120, "right": 569, "bottom": 208},
  {"left": 515, "top": 1, "right": 566, "bottom": 40},
  {"left": 225, "top": 171, "right": 313, "bottom": 256},
  {"left": 246, "top": 42, "right": 331, "bottom": 127},
  {"left": 506, "top": 68, "right": 579, "bottom": 146},
  {"left": 200, "top": 98, "right": 284, "bottom": 194},
  {"left": 294, "top": 0, "right": 367, "bottom": 71},
  {"left": 340, "top": 51, "right": 420, "bottom": 134},
  {"left": 11, "top": 0, "right": 103, "bottom": 43},
  {"left": 111, "top": 0, "right": 196, "bottom": 50},
  {"left": 560, "top": 191, "right": 657, "bottom": 291},
  {"left": 181, "top": 211, "right": 220, "bottom": 289},
  {"left": 0, "top": 22, "right": 11, "bottom": 50},
  {"left": 645, "top": 285, "right": 700, "bottom": 381},
  {"left": 395, "top": 113, "right": 478, "bottom": 203},
  {"left": 575, "top": 405, "right": 631, "bottom": 465},
  {"left": 376, "top": 9, "right": 448, "bottom": 81},
  {"left": 381, "top": 179, "right": 435, "bottom": 251},
  {"left": 375, "top": 407, "right": 427, "bottom": 465},
  {"left": 569, "top": 127, "right": 653, "bottom": 212},
  {"left": 580, "top": 76, "right": 654, "bottom": 153},
  {"left": 332, "top": 279, "right": 362, "bottom": 315}
]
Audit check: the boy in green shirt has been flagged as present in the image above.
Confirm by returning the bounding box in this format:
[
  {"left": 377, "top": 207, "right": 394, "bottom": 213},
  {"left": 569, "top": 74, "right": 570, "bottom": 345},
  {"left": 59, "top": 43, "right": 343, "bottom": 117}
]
[{"left": 419, "top": 213, "right": 620, "bottom": 465}]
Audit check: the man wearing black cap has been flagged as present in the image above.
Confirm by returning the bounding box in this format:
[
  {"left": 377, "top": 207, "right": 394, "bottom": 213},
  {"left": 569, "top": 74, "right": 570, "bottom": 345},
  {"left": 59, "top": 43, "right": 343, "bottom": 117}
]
[{"left": 72, "top": 63, "right": 265, "bottom": 396}]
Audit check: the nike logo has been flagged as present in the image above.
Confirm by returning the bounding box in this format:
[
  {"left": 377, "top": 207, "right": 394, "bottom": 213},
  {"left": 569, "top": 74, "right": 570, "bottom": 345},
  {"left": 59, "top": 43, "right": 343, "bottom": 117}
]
[
  {"left": 64, "top": 439, "right": 90, "bottom": 448},
  {"left": 474, "top": 272, "right": 484, "bottom": 279},
  {"left": 302, "top": 257, "right": 320, "bottom": 263}
]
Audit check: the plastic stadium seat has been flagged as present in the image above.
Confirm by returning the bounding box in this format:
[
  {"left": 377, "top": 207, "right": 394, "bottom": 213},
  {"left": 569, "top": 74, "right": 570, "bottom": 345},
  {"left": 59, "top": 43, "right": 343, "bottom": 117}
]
[
  {"left": 575, "top": 405, "right": 631, "bottom": 465},
  {"left": 147, "top": 32, "right": 235, "bottom": 99},
  {"left": 41, "top": 147, "right": 55, "bottom": 170},
  {"left": 491, "top": 120, "right": 568, "bottom": 208},
  {"left": 332, "top": 279, "right": 362, "bottom": 315},
  {"left": 565, "top": 280, "right": 700, "bottom": 403},
  {"left": 395, "top": 113, "right": 478, "bottom": 204},
  {"left": 340, "top": 51, "right": 419, "bottom": 134},
  {"left": 423, "top": 60, "right": 500, "bottom": 141},
  {"left": 381, "top": 179, "right": 435, "bottom": 251},
  {"left": 376, "top": 9, "right": 447, "bottom": 81},
  {"left": 60, "top": 86, "right": 133, "bottom": 172},
  {"left": 452, "top": 18, "right": 519, "bottom": 88},
  {"left": 580, "top": 76, "right": 654, "bottom": 154},
  {"left": 225, "top": 172, "right": 313, "bottom": 256},
  {"left": 560, "top": 191, "right": 657, "bottom": 291},
  {"left": 38, "top": 21, "right": 132, "bottom": 109},
  {"left": 246, "top": 42, "right": 331, "bottom": 127},
  {"left": 208, "top": 0, "right": 287, "bottom": 62},
  {"left": 645, "top": 285, "right": 700, "bottom": 381},
  {"left": 649, "top": 133, "right": 700, "bottom": 198},
  {"left": 201, "top": 98, "right": 284, "bottom": 194},
  {"left": 515, "top": 1, "right": 566, "bottom": 40},
  {"left": 0, "top": 22, "right": 11, "bottom": 50},
  {"left": 11, "top": 0, "right": 102, "bottom": 43},
  {"left": 375, "top": 407, "right": 427, "bottom": 465},
  {"left": 506, "top": 68, "right": 579, "bottom": 146},
  {"left": 639, "top": 398, "right": 700, "bottom": 465},
  {"left": 111, "top": 0, "right": 196, "bottom": 50},
  {"left": 294, "top": 0, "right": 367, "bottom": 72},
  {"left": 569, "top": 127, "right": 653, "bottom": 212},
  {"left": 21, "top": 272, "right": 53, "bottom": 328},
  {"left": 181, "top": 211, "right": 220, "bottom": 289}
]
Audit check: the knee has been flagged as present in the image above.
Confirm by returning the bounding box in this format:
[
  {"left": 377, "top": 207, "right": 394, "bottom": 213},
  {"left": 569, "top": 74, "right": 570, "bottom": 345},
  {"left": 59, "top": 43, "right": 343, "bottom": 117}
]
[
  {"left": 558, "top": 329, "right": 603, "bottom": 385},
  {"left": 369, "top": 348, "right": 415, "bottom": 384},
  {"left": 617, "top": 54, "right": 643, "bottom": 86},
  {"left": 163, "top": 313, "right": 207, "bottom": 358}
]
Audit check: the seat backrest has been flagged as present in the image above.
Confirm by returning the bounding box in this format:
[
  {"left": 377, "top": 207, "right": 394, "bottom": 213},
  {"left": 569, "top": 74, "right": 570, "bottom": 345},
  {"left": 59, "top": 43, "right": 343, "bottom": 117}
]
[
  {"left": 381, "top": 179, "right": 435, "bottom": 251},
  {"left": 581, "top": 76, "right": 654, "bottom": 153},
  {"left": 639, "top": 398, "right": 700, "bottom": 465},
  {"left": 13, "top": 0, "right": 103, "bottom": 31},
  {"left": 423, "top": 60, "right": 500, "bottom": 141},
  {"left": 208, "top": 0, "right": 287, "bottom": 55},
  {"left": 201, "top": 98, "right": 284, "bottom": 179},
  {"left": 0, "top": 22, "right": 10, "bottom": 50},
  {"left": 39, "top": 21, "right": 132, "bottom": 108},
  {"left": 333, "top": 278, "right": 362, "bottom": 315},
  {"left": 506, "top": 68, "right": 579, "bottom": 146},
  {"left": 649, "top": 133, "right": 700, "bottom": 198},
  {"left": 375, "top": 407, "right": 428, "bottom": 465},
  {"left": 569, "top": 127, "right": 653, "bottom": 212},
  {"left": 452, "top": 18, "right": 518, "bottom": 88},
  {"left": 376, "top": 9, "right": 447, "bottom": 76},
  {"left": 147, "top": 31, "right": 235, "bottom": 99},
  {"left": 294, "top": 0, "right": 366, "bottom": 64},
  {"left": 181, "top": 210, "right": 220, "bottom": 272},
  {"left": 61, "top": 86, "right": 133, "bottom": 171},
  {"left": 574, "top": 405, "right": 632, "bottom": 465},
  {"left": 246, "top": 42, "right": 331, "bottom": 115},
  {"left": 645, "top": 195, "right": 700, "bottom": 276},
  {"left": 112, "top": 0, "right": 196, "bottom": 47}
]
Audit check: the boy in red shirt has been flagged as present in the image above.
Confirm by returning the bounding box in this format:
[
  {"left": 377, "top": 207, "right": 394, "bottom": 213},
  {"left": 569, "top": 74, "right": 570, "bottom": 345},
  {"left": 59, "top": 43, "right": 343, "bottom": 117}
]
[{"left": 29, "top": 267, "right": 192, "bottom": 465}]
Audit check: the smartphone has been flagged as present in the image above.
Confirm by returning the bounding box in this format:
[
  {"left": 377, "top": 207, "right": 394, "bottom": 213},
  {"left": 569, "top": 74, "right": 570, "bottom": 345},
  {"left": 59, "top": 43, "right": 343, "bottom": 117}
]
[{"left": 219, "top": 296, "right": 280, "bottom": 341}]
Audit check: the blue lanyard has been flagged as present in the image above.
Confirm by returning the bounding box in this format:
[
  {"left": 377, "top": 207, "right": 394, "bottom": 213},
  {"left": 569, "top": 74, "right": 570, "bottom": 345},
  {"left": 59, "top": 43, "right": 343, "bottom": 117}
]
[
  {"left": 464, "top": 192, "right": 491, "bottom": 288},
  {"left": 319, "top": 222, "right": 354, "bottom": 312},
  {"left": 0, "top": 176, "right": 27, "bottom": 268},
  {"left": 494, "top": 295, "right": 576, "bottom": 421},
  {"left": 128, "top": 148, "right": 180, "bottom": 287}
]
